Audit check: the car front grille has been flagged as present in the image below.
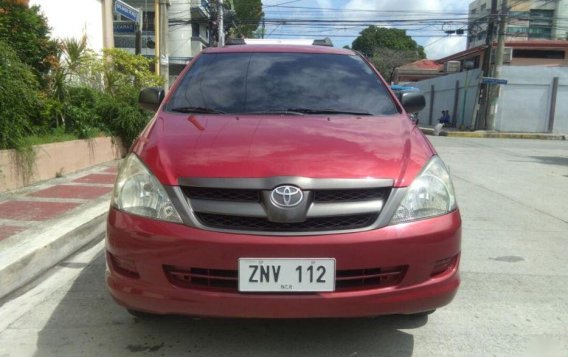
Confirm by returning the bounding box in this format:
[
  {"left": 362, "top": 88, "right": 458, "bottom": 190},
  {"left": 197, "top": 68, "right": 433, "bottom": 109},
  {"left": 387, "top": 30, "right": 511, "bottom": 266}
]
[
  {"left": 164, "top": 265, "right": 407, "bottom": 293},
  {"left": 183, "top": 187, "right": 260, "bottom": 202},
  {"left": 194, "top": 212, "right": 378, "bottom": 232},
  {"left": 313, "top": 188, "right": 388, "bottom": 202},
  {"left": 184, "top": 187, "right": 389, "bottom": 203},
  {"left": 179, "top": 178, "right": 392, "bottom": 234}
]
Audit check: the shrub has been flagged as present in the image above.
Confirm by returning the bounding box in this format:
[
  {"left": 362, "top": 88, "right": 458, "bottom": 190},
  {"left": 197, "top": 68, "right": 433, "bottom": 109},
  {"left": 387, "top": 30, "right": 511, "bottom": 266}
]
[
  {"left": 95, "top": 90, "right": 151, "bottom": 147},
  {"left": 0, "top": 40, "right": 41, "bottom": 150},
  {"left": 63, "top": 87, "right": 103, "bottom": 138},
  {"left": 73, "top": 49, "right": 162, "bottom": 147}
]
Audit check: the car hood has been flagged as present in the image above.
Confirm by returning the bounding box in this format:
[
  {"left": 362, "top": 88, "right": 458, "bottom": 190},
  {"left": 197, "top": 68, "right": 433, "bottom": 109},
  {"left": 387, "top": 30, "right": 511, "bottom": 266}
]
[{"left": 133, "top": 113, "right": 434, "bottom": 188}]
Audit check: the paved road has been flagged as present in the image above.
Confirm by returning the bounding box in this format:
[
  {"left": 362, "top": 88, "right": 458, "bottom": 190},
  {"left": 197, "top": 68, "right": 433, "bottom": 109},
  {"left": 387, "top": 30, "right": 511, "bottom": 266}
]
[{"left": 0, "top": 137, "right": 567, "bottom": 357}]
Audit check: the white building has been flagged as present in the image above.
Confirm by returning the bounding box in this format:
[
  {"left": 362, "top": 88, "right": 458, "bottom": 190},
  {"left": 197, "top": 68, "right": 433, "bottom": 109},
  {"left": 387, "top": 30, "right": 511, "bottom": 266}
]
[{"left": 468, "top": 0, "right": 568, "bottom": 49}]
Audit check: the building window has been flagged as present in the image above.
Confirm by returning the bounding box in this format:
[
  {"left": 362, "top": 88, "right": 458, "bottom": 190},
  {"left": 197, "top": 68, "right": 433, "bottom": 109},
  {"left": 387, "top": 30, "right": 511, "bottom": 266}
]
[
  {"left": 471, "top": 8, "right": 477, "bottom": 15},
  {"left": 480, "top": 3, "right": 486, "bottom": 11},
  {"left": 529, "top": 9, "right": 553, "bottom": 39},
  {"left": 192, "top": 23, "right": 200, "bottom": 37},
  {"left": 509, "top": 11, "right": 529, "bottom": 21},
  {"left": 143, "top": 11, "right": 155, "bottom": 32},
  {"left": 507, "top": 26, "right": 528, "bottom": 36},
  {"left": 513, "top": 49, "right": 565, "bottom": 59}
]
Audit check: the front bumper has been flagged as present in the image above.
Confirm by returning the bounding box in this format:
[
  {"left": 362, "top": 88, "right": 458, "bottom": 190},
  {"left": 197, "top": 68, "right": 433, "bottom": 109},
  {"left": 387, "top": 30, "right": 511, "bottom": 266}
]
[{"left": 106, "top": 208, "right": 461, "bottom": 318}]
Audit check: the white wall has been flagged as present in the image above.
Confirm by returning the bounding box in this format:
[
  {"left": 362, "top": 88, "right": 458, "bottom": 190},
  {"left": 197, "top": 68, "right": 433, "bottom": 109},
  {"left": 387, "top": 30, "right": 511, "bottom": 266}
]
[
  {"left": 496, "top": 66, "right": 568, "bottom": 133},
  {"left": 30, "top": 0, "right": 104, "bottom": 52}
]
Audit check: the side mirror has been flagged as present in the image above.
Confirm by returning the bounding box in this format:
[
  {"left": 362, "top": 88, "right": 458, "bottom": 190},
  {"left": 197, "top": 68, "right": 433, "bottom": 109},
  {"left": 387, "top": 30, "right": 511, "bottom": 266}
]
[
  {"left": 139, "top": 87, "right": 165, "bottom": 112},
  {"left": 401, "top": 92, "right": 426, "bottom": 114}
]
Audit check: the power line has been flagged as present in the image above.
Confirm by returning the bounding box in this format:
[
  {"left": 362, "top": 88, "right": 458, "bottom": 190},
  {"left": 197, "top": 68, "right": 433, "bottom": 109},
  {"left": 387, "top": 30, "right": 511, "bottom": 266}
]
[
  {"left": 264, "top": 5, "right": 469, "bottom": 16},
  {"left": 264, "top": 33, "right": 466, "bottom": 38},
  {"left": 263, "top": 0, "right": 302, "bottom": 9}
]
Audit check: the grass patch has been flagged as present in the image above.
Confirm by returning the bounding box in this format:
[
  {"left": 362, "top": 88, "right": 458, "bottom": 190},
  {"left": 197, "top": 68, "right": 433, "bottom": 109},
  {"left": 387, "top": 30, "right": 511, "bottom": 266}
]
[
  {"left": 20, "top": 128, "right": 107, "bottom": 147},
  {"left": 22, "top": 132, "right": 81, "bottom": 147}
]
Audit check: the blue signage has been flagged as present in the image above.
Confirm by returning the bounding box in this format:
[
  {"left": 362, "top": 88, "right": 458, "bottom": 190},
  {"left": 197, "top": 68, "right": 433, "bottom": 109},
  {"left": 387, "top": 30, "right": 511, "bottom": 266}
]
[
  {"left": 115, "top": 0, "right": 139, "bottom": 22},
  {"left": 113, "top": 21, "right": 137, "bottom": 33},
  {"left": 481, "top": 77, "right": 508, "bottom": 85}
]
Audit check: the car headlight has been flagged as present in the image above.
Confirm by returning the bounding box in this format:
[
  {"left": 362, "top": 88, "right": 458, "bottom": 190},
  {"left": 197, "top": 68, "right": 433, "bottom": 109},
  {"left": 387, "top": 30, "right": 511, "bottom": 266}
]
[
  {"left": 390, "top": 156, "right": 457, "bottom": 225},
  {"left": 111, "top": 154, "right": 182, "bottom": 223}
]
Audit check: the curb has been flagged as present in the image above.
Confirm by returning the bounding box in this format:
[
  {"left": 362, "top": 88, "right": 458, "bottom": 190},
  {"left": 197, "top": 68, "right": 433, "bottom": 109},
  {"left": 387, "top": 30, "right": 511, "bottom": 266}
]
[
  {"left": 420, "top": 127, "right": 567, "bottom": 141},
  {"left": 0, "top": 197, "right": 109, "bottom": 300}
]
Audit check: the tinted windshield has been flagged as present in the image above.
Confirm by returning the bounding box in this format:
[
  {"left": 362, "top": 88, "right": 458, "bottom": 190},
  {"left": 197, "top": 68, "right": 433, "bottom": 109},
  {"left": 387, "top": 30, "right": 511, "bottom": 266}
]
[{"left": 167, "top": 52, "right": 398, "bottom": 116}]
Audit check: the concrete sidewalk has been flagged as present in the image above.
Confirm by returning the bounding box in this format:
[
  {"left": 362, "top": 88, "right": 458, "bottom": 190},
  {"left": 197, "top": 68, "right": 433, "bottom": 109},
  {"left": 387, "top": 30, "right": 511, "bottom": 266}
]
[
  {"left": 420, "top": 127, "right": 567, "bottom": 140},
  {"left": 0, "top": 161, "right": 119, "bottom": 300}
]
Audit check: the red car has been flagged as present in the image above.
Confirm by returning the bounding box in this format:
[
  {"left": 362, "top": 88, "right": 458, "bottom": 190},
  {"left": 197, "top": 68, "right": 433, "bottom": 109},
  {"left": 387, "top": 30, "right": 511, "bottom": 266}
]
[{"left": 106, "top": 42, "right": 461, "bottom": 318}]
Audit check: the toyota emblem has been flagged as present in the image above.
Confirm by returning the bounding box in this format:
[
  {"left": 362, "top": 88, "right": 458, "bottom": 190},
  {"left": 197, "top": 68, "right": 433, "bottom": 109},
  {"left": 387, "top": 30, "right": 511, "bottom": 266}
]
[{"left": 270, "top": 186, "right": 303, "bottom": 208}]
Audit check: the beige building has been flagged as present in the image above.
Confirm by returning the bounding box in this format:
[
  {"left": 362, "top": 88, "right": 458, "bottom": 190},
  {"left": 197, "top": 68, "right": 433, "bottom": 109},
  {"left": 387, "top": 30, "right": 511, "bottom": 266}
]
[{"left": 468, "top": 0, "right": 568, "bottom": 49}]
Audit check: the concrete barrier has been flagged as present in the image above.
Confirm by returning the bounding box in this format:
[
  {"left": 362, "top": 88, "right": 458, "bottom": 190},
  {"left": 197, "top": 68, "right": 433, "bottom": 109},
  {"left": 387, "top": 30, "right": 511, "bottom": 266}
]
[{"left": 0, "top": 137, "right": 125, "bottom": 193}]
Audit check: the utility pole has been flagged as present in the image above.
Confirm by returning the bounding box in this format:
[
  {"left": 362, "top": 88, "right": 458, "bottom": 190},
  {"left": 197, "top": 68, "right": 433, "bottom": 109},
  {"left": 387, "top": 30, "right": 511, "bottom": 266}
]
[
  {"left": 154, "top": 0, "right": 160, "bottom": 76},
  {"left": 476, "top": 0, "right": 498, "bottom": 130},
  {"left": 158, "top": 0, "right": 169, "bottom": 91},
  {"left": 102, "top": 0, "right": 114, "bottom": 49},
  {"left": 218, "top": 0, "right": 225, "bottom": 46},
  {"left": 135, "top": 8, "right": 142, "bottom": 55},
  {"left": 486, "top": 0, "right": 508, "bottom": 131},
  {"left": 262, "top": 15, "right": 265, "bottom": 39}
]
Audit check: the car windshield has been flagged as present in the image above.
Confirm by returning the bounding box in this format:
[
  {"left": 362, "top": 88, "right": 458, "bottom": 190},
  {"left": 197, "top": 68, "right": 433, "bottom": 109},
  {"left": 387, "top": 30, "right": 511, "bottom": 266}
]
[{"left": 167, "top": 52, "right": 398, "bottom": 116}]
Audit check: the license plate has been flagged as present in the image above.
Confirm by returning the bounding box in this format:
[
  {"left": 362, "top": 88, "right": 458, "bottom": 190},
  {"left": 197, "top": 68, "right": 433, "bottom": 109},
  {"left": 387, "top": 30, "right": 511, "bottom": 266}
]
[{"left": 238, "top": 258, "right": 335, "bottom": 292}]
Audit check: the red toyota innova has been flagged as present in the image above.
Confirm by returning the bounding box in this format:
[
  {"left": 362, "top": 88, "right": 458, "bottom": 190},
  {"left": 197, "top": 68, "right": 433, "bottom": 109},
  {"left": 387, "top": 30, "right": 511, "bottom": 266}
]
[{"left": 106, "top": 40, "right": 461, "bottom": 318}]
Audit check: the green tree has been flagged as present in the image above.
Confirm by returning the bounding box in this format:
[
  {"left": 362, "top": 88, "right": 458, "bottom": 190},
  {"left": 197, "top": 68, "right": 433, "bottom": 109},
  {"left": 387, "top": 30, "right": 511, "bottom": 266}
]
[
  {"left": 210, "top": 0, "right": 263, "bottom": 39},
  {"left": 352, "top": 26, "right": 426, "bottom": 58},
  {"left": 370, "top": 48, "right": 425, "bottom": 83},
  {"left": 351, "top": 26, "right": 426, "bottom": 82},
  {"left": 0, "top": 1, "right": 58, "bottom": 82},
  {"left": 231, "top": 0, "right": 263, "bottom": 38}
]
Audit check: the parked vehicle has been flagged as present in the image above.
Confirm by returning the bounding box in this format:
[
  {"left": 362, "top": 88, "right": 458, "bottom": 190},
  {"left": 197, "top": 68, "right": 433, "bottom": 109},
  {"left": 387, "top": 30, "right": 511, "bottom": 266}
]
[{"left": 106, "top": 40, "right": 461, "bottom": 318}]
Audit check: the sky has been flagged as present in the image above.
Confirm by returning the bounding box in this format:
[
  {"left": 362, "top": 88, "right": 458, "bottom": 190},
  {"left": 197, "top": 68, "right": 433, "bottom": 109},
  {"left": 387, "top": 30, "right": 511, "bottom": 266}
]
[{"left": 262, "top": 0, "right": 472, "bottom": 59}]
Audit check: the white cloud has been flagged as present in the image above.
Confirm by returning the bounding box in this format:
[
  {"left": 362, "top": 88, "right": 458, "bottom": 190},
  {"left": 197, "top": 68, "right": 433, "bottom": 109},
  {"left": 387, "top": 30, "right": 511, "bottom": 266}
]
[
  {"left": 265, "top": 0, "right": 471, "bottom": 58},
  {"left": 324, "top": 0, "right": 470, "bottom": 57},
  {"left": 336, "top": 0, "right": 469, "bottom": 59},
  {"left": 425, "top": 36, "right": 468, "bottom": 59}
]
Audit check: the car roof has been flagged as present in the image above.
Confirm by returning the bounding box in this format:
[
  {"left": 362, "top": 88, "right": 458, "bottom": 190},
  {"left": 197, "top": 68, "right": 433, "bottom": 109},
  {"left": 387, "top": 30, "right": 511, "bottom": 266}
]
[{"left": 203, "top": 45, "right": 356, "bottom": 56}]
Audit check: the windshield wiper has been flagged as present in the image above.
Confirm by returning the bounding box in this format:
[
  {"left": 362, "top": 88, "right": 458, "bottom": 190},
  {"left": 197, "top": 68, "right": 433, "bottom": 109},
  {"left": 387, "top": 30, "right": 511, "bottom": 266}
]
[
  {"left": 244, "top": 109, "right": 305, "bottom": 115},
  {"left": 285, "top": 108, "right": 373, "bottom": 116},
  {"left": 170, "top": 106, "right": 225, "bottom": 114}
]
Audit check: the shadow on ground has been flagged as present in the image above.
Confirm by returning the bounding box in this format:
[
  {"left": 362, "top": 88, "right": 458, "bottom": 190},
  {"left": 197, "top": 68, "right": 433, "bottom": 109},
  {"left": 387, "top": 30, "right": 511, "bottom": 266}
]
[
  {"left": 530, "top": 156, "right": 568, "bottom": 167},
  {"left": 32, "top": 252, "right": 425, "bottom": 357}
]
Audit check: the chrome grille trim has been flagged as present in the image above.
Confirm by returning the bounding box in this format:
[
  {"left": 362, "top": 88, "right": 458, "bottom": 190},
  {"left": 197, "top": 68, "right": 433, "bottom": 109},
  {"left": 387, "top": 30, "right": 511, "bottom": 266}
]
[
  {"left": 189, "top": 199, "right": 384, "bottom": 218},
  {"left": 308, "top": 200, "right": 384, "bottom": 217},
  {"left": 179, "top": 177, "right": 394, "bottom": 190},
  {"left": 190, "top": 199, "right": 265, "bottom": 217},
  {"left": 166, "top": 178, "right": 407, "bottom": 236}
]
